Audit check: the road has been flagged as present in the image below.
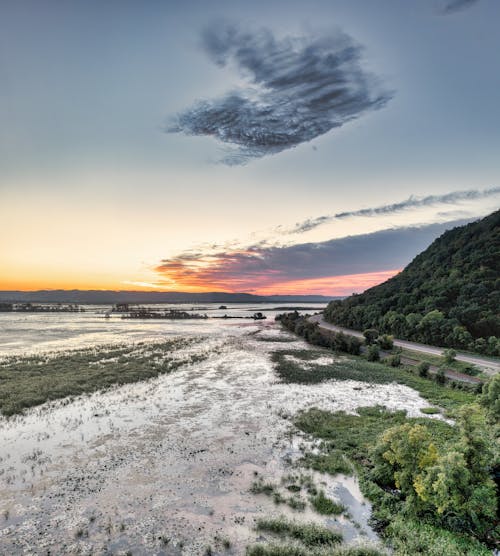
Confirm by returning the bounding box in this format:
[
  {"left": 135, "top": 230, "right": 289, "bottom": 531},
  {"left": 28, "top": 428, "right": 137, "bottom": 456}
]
[{"left": 309, "top": 315, "right": 500, "bottom": 376}]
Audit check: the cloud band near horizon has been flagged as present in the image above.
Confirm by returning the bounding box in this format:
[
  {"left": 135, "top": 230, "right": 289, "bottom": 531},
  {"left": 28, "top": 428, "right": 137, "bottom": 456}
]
[
  {"left": 286, "top": 186, "right": 500, "bottom": 234},
  {"left": 154, "top": 219, "right": 471, "bottom": 295}
]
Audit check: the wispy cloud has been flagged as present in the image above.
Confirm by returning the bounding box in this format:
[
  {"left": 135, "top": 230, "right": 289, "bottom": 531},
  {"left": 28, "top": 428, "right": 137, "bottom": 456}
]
[
  {"left": 285, "top": 186, "right": 500, "bottom": 234},
  {"left": 440, "top": 0, "right": 480, "bottom": 14},
  {"left": 154, "top": 219, "right": 470, "bottom": 294},
  {"left": 167, "top": 22, "right": 392, "bottom": 165}
]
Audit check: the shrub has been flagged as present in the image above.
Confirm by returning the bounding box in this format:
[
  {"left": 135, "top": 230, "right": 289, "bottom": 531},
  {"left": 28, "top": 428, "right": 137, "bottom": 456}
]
[
  {"left": 418, "top": 361, "right": 430, "bottom": 377},
  {"left": 378, "top": 334, "right": 394, "bottom": 350},
  {"left": 347, "top": 336, "right": 362, "bottom": 355},
  {"left": 363, "top": 329, "right": 379, "bottom": 345},
  {"left": 386, "top": 354, "right": 401, "bottom": 367},
  {"left": 309, "top": 490, "right": 346, "bottom": 515},
  {"left": 443, "top": 348, "right": 457, "bottom": 363},
  {"left": 435, "top": 368, "right": 446, "bottom": 385},
  {"left": 366, "top": 345, "right": 380, "bottom": 362}
]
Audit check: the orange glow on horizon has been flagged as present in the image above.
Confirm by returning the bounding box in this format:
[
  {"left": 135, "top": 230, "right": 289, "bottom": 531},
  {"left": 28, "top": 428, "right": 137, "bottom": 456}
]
[
  {"left": 0, "top": 268, "right": 400, "bottom": 296},
  {"left": 249, "top": 269, "right": 401, "bottom": 296}
]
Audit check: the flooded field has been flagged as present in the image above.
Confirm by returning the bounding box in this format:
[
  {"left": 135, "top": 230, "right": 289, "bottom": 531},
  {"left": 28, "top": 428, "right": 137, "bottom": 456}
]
[{"left": 0, "top": 306, "right": 443, "bottom": 554}]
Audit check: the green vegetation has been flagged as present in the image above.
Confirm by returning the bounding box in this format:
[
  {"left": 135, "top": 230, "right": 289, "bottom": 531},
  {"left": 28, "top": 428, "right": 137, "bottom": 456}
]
[
  {"left": 324, "top": 210, "right": 500, "bottom": 355},
  {"left": 366, "top": 345, "right": 380, "bottom": 362},
  {"left": 246, "top": 544, "right": 385, "bottom": 556},
  {"left": 271, "top": 349, "right": 476, "bottom": 413},
  {"left": 247, "top": 545, "right": 310, "bottom": 556},
  {"left": 255, "top": 517, "right": 342, "bottom": 547},
  {"left": 418, "top": 361, "right": 430, "bottom": 377},
  {"left": 299, "top": 449, "right": 352, "bottom": 476},
  {"left": 250, "top": 479, "right": 276, "bottom": 496},
  {"left": 294, "top": 396, "right": 499, "bottom": 554},
  {"left": 420, "top": 407, "right": 440, "bottom": 414},
  {"left": 277, "top": 312, "right": 362, "bottom": 355},
  {"left": 385, "top": 516, "right": 491, "bottom": 556},
  {"left": 309, "top": 490, "right": 346, "bottom": 515},
  {"left": 250, "top": 477, "right": 306, "bottom": 511},
  {"left": 0, "top": 338, "right": 203, "bottom": 416},
  {"left": 399, "top": 347, "right": 480, "bottom": 376}
]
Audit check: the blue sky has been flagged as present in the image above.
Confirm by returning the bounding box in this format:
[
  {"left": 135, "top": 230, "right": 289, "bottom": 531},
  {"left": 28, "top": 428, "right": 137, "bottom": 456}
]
[{"left": 1, "top": 0, "right": 499, "bottom": 293}]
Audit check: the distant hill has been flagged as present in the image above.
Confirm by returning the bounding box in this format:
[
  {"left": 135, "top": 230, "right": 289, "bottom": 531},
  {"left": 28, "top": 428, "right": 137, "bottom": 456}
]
[
  {"left": 0, "top": 290, "right": 334, "bottom": 305},
  {"left": 324, "top": 210, "right": 500, "bottom": 355}
]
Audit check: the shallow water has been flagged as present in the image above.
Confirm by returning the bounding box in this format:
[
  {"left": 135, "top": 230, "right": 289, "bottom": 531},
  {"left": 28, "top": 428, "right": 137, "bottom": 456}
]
[
  {"left": 0, "top": 310, "right": 443, "bottom": 554},
  {"left": 0, "top": 303, "right": 323, "bottom": 357}
]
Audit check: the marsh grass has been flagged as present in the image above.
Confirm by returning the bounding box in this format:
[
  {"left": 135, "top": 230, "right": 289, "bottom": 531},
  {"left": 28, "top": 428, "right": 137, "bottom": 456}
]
[
  {"left": 246, "top": 545, "right": 385, "bottom": 556},
  {"left": 255, "top": 517, "right": 342, "bottom": 547},
  {"left": 309, "top": 490, "right": 346, "bottom": 516},
  {"left": 251, "top": 478, "right": 307, "bottom": 511},
  {"left": 0, "top": 338, "right": 204, "bottom": 416},
  {"left": 271, "top": 349, "right": 477, "bottom": 413},
  {"left": 295, "top": 406, "right": 456, "bottom": 466},
  {"left": 299, "top": 450, "right": 352, "bottom": 476},
  {"left": 419, "top": 407, "right": 440, "bottom": 414}
]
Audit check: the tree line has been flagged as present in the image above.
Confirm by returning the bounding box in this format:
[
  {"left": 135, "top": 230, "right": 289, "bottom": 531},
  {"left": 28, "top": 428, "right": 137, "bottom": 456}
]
[{"left": 324, "top": 210, "right": 500, "bottom": 355}]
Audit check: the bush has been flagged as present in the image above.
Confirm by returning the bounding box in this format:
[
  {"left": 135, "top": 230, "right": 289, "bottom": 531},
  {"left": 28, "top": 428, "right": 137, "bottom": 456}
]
[
  {"left": 347, "top": 336, "right": 362, "bottom": 355},
  {"left": 443, "top": 348, "right": 457, "bottom": 363},
  {"left": 386, "top": 354, "right": 401, "bottom": 367},
  {"left": 366, "top": 345, "right": 380, "bottom": 362},
  {"left": 435, "top": 368, "right": 446, "bottom": 385},
  {"left": 418, "top": 361, "right": 430, "bottom": 377},
  {"left": 378, "top": 334, "right": 394, "bottom": 350},
  {"left": 363, "top": 329, "right": 379, "bottom": 345}
]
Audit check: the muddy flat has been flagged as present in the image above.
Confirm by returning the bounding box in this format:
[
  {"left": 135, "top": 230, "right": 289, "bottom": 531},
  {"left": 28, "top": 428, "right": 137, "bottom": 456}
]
[{"left": 0, "top": 312, "right": 444, "bottom": 555}]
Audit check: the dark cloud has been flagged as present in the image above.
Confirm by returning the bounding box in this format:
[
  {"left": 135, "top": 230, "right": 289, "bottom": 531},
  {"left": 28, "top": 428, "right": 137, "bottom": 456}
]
[
  {"left": 440, "top": 0, "right": 480, "bottom": 14},
  {"left": 167, "top": 23, "right": 392, "bottom": 165},
  {"left": 155, "top": 219, "right": 471, "bottom": 291},
  {"left": 287, "top": 187, "right": 500, "bottom": 234}
]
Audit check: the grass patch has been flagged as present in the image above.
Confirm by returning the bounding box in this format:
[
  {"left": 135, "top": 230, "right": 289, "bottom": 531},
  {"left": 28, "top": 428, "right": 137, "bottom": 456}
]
[
  {"left": 251, "top": 478, "right": 306, "bottom": 511},
  {"left": 386, "top": 515, "right": 491, "bottom": 555},
  {"left": 0, "top": 338, "right": 203, "bottom": 416},
  {"left": 246, "top": 545, "right": 385, "bottom": 556},
  {"left": 272, "top": 349, "right": 477, "bottom": 414},
  {"left": 246, "top": 545, "right": 309, "bottom": 556},
  {"left": 299, "top": 449, "right": 352, "bottom": 476},
  {"left": 295, "top": 406, "right": 456, "bottom": 466},
  {"left": 250, "top": 479, "right": 276, "bottom": 496},
  {"left": 256, "top": 517, "right": 342, "bottom": 547},
  {"left": 255, "top": 336, "right": 297, "bottom": 343},
  {"left": 309, "top": 490, "right": 346, "bottom": 515},
  {"left": 419, "top": 407, "right": 440, "bottom": 414},
  {"left": 399, "top": 348, "right": 481, "bottom": 376}
]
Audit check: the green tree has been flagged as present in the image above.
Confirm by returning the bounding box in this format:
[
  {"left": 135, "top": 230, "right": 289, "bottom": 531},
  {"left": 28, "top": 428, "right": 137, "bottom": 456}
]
[
  {"left": 378, "top": 334, "right": 394, "bottom": 350},
  {"left": 443, "top": 348, "right": 457, "bottom": 363},
  {"left": 371, "top": 423, "right": 438, "bottom": 509},
  {"left": 480, "top": 374, "right": 500, "bottom": 420},
  {"left": 418, "top": 361, "right": 430, "bottom": 377},
  {"left": 363, "top": 328, "right": 379, "bottom": 345},
  {"left": 415, "top": 405, "right": 497, "bottom": 538}
]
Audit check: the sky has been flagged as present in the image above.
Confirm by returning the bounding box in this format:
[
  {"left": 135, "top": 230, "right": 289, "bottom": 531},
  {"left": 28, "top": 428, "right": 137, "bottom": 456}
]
[{"left": 1, "top": 0, "right": 499, "bottom": 295}]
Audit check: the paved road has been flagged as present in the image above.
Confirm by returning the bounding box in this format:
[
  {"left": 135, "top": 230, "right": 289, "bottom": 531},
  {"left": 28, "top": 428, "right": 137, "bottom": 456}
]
[{"left": 309, "top": 315, "right": 500, "bottom": 376}]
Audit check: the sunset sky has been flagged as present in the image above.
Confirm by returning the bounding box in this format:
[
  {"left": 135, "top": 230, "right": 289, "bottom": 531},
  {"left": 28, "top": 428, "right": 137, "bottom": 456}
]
[{"left": 1, "top": 0, "right": 499, "bottom": 295}]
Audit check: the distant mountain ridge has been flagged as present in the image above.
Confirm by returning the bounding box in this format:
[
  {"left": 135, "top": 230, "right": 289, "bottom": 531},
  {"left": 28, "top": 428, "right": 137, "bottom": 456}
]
[
  {"left": 324, "top": 210, "right": 500, "bottom": 355},
  {"left": 0, "top": 290, "right": 334, "bottom": 304}
]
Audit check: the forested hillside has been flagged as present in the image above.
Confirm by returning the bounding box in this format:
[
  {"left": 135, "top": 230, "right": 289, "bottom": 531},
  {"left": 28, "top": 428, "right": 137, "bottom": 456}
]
[{"left": 324, "top": 210, "right": 500, "bottom": 355}]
